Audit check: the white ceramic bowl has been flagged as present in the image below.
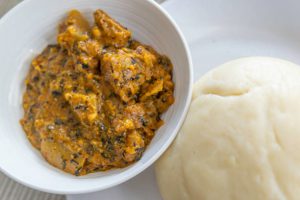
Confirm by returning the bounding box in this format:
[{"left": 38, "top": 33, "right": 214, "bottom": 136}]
[{"left": 0, "top": 0, "right": 192, "bottom": 194}]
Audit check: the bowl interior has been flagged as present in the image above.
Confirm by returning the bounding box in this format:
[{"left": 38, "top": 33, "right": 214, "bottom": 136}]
[{"left": 0, "top": 0, "right": 191, "bottom": 194}]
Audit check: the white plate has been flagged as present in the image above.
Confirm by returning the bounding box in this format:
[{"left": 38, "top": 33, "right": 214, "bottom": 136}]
[{"left": 68, "top": 0, "right": 300, "bottom": 199}]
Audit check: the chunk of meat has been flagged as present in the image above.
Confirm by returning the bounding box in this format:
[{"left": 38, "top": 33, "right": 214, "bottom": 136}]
[
  {"left": 140, "top": 79, "right": 164, "bottom": 101},
  {"left": 64, "top": 92, "right": 98, "bottom": 125},
  {"left": 58, "top": 10, "right": 90, "bottom": 51},
  {"left": 94, "top": 10, "right": 131, "bottom": 48},
  {"left": 101, "top": 47, "right": 156, "bottom": 102},
  {"left": 41, "top": 139, "right": 86, "bottom": 175},
  {"left": 59, "top": 10, "right": 90, "bottom": 33},
  {"left": 76, "top": 40, "right": 102, "bottom": 70}
]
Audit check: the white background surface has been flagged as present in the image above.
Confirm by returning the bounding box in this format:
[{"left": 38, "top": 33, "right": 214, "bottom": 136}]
[{"left": 68, "top": 0, "right": 300, "bottom": 199}]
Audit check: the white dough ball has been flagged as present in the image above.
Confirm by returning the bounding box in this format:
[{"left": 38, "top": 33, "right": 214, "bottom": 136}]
[{"left": 155, "top": 57, "right": 300, "bottom": 200}]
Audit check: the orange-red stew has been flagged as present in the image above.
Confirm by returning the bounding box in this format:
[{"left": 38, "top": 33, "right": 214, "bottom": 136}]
[{"left": 20, "top": 10, "right": 174, "bottom": 176}]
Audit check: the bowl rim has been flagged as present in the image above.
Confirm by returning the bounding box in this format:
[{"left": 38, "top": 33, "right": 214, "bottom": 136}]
[{"left": 0, "top": 0, "right": 193, "bottom": 194}]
